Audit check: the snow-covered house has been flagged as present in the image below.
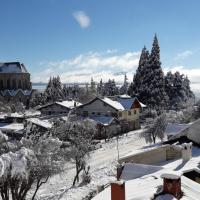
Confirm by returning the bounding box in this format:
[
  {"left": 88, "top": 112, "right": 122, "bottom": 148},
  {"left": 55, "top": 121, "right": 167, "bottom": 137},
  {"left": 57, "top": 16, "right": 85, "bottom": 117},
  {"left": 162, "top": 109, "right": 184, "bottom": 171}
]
[
  {"left": 88, "top": 116, "right": 120, "bottom": 139},
  {"left": 77, "top": 95, "right": 144, "bottom": 130},
  {"left": 38, "top": 100, "right": 82, "bottom": 116},
  {"left": 25, "top": 118, "right": 53, "bottom": 132}
]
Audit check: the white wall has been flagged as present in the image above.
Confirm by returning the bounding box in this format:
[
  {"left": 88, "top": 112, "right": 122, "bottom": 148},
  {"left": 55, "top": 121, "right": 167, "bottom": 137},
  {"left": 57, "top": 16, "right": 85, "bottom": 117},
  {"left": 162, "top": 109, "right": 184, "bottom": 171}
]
[
  {"left": 78, "top": 99, "right": 117, "bottom": 116},
  {"left": 40, "top": 104, "right": 70, "bottom": 115}
]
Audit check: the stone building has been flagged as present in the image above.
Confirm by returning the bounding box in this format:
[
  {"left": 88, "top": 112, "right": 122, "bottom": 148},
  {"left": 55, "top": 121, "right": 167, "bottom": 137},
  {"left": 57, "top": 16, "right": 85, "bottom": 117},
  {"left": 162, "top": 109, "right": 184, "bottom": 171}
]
[{"left": 0, "top": 62, "right": 33, "bottom": 105}]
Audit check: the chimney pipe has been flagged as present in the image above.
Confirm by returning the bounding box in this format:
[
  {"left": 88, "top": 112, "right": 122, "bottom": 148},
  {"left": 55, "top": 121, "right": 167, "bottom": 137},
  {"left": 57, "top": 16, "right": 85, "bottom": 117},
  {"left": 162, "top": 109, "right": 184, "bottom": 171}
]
[
  {"left": 181, "top": 142, "right": 192, "bottom": 162},
  {"left": 161, "top": 171, "right": 182, "bottom": 199},
  {"left": 111, "top": 181, "right": 125, "bottom": 200}
]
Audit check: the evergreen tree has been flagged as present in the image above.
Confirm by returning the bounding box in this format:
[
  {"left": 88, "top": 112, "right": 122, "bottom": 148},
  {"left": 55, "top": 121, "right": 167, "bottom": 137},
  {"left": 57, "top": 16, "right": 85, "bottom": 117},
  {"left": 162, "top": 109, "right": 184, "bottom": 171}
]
[
  {"left": 90, "top": 78, "right": 96, "bottom": 94},
  {"left": 44, "top": 76, "right": 64, "bottom": 102},
  {"left": 97, "top": 79, "right": 103, "bottom": 96},
  {"left": 131, "top": 46, "right": 151, "bottom": 101},
  {"left": 62, "top": 84, "right": 69, "bottom": 99},
  {"left": 146, "top": 34, "right": 168, "bottom": 109},
  {"left": 165, "top": 71, "right": 194, "bottom": 110},
  {"left": 134, "top": 46, "right": 150, "bottom": 96},
  {"left": 120, "top": 74, "right": 129, "bottom": 94},
  {"left": 103, "top": 79, "right": 119, "bottom": 96}
]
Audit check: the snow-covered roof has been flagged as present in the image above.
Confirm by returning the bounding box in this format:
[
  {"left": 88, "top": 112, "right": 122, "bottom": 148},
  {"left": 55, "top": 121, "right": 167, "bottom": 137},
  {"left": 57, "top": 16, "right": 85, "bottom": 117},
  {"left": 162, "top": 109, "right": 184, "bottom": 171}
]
[
  {"left": 165, "top": 123, "right": 189, "bottom": 137},
  {"left": 0, "top": 123, "right": 24, "bottom": 132},
  {"left": 88, "top": 116, "right": 117, "bottom": 126},
  {"left": 118, "top": 94, "right": 132, "bottom": 98},
  {"left": 116, "top": 97, "right": 136, "bottom": 110},
  {"left": 1, "top": 89, "right": 32, "bottom": 97},
  {"left": 0, "top": 62, "right": 28, "bottom": 73},
  {"left": 101, "top": 97, "right": 124, "bottom": 110},
  {"left": 38, "top": 100, "right": 82, "bottom": 110},
  {"left": 56, "top": 100, "right": 82, "bottom": 109},
  {"left": 92, "top": 146, "right": 200, "bottom": 200},
  {"left": 24, "top": 110, "right": 41, "bottom": 117},
  {"left": 120, "top": 163, "right": 163, "bottom": 181},
  {"left": 139, "top": 101, "right": 147, "bottom": 108},
  {"left": 26, "top": 118, "right": 53, "bottom": 129},
  {"left": 8, "top": 112, "right": 24, "bottom": 118},
  {"left": 168, "top": 118, "right": 200, "bottom": 144}
]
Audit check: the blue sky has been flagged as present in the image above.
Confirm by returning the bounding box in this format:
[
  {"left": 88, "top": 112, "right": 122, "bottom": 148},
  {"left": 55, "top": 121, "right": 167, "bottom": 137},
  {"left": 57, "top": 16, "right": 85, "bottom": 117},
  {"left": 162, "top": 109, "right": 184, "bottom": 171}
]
[{"left": 0, "top": 0, "right": 200, "bottom": 92}]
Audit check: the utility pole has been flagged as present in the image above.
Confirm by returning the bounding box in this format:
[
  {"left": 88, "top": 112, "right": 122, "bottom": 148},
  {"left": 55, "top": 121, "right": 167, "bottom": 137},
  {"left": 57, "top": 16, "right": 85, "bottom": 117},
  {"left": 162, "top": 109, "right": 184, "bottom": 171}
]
[{"left": 117, "top": 135, "right": 120, "bottom": 162}]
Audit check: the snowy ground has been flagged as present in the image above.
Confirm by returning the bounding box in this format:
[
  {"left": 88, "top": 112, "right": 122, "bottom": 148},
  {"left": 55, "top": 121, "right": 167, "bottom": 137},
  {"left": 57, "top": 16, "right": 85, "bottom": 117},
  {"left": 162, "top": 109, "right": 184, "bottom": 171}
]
[{"left": 32, "top": 128, "right": 148, "bottom": 200}]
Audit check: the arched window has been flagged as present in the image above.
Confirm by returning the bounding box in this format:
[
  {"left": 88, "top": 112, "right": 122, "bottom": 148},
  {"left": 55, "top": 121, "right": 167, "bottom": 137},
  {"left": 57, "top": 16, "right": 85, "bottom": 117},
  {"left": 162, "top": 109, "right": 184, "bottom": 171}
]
[
  {"left": 12, "top": 79, "right": 16, "bottom": 89},
  {"left": 24, "top": 80, "right": 28, "bottom": 90},
  {"left": 18, "top": 80, "right": 22, "bottom": 89},
  {"left": 7, "top": 79, "right": 10, "bottom": 89},
  {"left": 0, "top": 80, "right": 3, "bottom": 90}
]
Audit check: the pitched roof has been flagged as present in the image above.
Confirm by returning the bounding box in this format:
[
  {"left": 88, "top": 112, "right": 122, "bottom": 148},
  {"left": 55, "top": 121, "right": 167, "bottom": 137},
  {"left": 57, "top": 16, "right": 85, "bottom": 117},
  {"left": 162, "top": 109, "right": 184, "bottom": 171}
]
[
  {"left": 101, "top": 97, "right": 124, "bottom": 110},
  {"left": 165, "top": 123, "right": 189, "bottom": 137},
  {"left": 80, "top": 96, "right": 145, "bottom": 111},
  {"left": 56, "top": 100, "right": 82, "bottom": 109},
  {"left": 26, "top": 118, "right": 53, "bottom": 129},
  {"left": 0, "top": 62, "right": 28, "bottom": 73},
  {"left": 38, "top": 100, "right": 82, "bottom": 110},
  {"left": 167, "top": 118, "right": 200, "bottom": 145},
  {"left": 88, "top": 116, "right": 118, "bottom": 126}
]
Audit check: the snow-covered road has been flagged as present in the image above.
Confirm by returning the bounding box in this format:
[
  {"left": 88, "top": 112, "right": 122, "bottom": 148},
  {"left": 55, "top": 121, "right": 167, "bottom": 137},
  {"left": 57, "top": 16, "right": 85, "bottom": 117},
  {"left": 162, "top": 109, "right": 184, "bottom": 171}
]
[{"left": 36, "top": 129, "right": 147, "bottom": 200}]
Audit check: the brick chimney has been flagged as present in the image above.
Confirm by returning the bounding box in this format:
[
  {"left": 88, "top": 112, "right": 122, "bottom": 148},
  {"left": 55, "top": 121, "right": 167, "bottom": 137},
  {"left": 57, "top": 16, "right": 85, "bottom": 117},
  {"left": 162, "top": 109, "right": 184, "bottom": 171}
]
[
  {"left": 111, "top": 181, "right": 125, "bottom": 200},
  {"left": 161, "top": 171, "right": 182, "bottom": 199}
]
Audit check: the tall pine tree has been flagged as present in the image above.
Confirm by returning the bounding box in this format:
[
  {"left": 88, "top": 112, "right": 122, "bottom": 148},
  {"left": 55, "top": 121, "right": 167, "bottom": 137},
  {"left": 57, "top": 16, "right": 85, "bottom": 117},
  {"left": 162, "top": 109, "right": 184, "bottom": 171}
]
[
  {"left": 131, "top": 46, "right": 150, "bottom": 101},
  {"left": 147, "top": 34, "right": 168, "bottom": 109}
]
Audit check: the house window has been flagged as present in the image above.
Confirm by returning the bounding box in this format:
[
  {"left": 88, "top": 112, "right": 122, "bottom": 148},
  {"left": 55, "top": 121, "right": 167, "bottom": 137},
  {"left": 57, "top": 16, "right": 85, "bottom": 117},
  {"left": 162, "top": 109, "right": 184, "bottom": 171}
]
[
  {"left": 98, "top": 112, "right": 100, "bottom": 115},
  {"left": 92, "top": 112, "right": 95, "bottom": 115},
  {"left": 7, "top": 79, "right": 10, "bottom": 89},
  {"left": 0, "top": 80, "right": 3, "bottom": 89},
  {"left": 18, "top": 80, "right": 22, "bottom": 89},
  {"left": 119, "top": 112, "right": 122, "bottom": 117},
  {"left": 103, "top": 102, "right": 107, "bottom": 107},
  {"left": 128, "top": 111, "right": 131, "bottom": 116},
  {"left": 134, "top": 110, "right": 137, "bottom": 114},
  {"left": 83, "top": 111, "right": 88, "bottom": 116},
  {"left": 12, "top": 79, "right": 16, "bottom": 89}
]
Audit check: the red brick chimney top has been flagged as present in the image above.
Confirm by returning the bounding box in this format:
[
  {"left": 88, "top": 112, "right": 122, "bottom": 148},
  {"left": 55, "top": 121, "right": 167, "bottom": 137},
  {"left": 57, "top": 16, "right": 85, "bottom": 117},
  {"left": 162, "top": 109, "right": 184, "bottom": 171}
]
[
  {"left": 161, "top": 171, "right": 182, "bottom": 199},
  {"left": 111, "top": 181, "right": 125, "bottom": 200}
]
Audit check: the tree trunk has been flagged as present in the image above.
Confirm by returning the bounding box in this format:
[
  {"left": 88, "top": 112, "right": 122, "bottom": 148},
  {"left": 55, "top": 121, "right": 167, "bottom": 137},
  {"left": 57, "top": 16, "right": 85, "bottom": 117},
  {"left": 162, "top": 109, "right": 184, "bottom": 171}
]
[
  {"left": 153, "top": 136, "right": 156, "bottom": 144},
  {"left": 31, "top": 177, "right": 49, "bottom": 200}
]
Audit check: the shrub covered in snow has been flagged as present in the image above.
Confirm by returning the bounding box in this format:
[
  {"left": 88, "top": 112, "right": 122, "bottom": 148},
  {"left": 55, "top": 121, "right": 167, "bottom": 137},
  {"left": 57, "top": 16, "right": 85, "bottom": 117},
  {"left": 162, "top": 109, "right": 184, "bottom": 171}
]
[{"left": 0, "top": 130, "right": 70, "bottom": 200}]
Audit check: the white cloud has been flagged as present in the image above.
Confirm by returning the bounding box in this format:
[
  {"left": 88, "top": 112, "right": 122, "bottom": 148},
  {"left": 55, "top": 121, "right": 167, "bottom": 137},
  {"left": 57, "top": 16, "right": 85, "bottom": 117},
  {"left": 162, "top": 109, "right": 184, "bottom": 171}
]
[
  {"left": 175, "top": 50, "right": 193, "bottom": 60},
  {"left": 32, "top": 50, "right": 140, "bottom": 83},
  {"left": 73, "top": 11, "right": 91, "bottom": 28},
  {"left": 32, "top": 52, "right": 200, "bottom": 95}
]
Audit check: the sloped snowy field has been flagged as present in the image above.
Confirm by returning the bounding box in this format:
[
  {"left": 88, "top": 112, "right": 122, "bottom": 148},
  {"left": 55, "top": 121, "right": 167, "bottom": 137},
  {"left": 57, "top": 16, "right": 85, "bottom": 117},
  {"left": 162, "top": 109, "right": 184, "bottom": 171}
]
[{"left": 29, "top": 128, "right": 147, "bottom": 200}]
